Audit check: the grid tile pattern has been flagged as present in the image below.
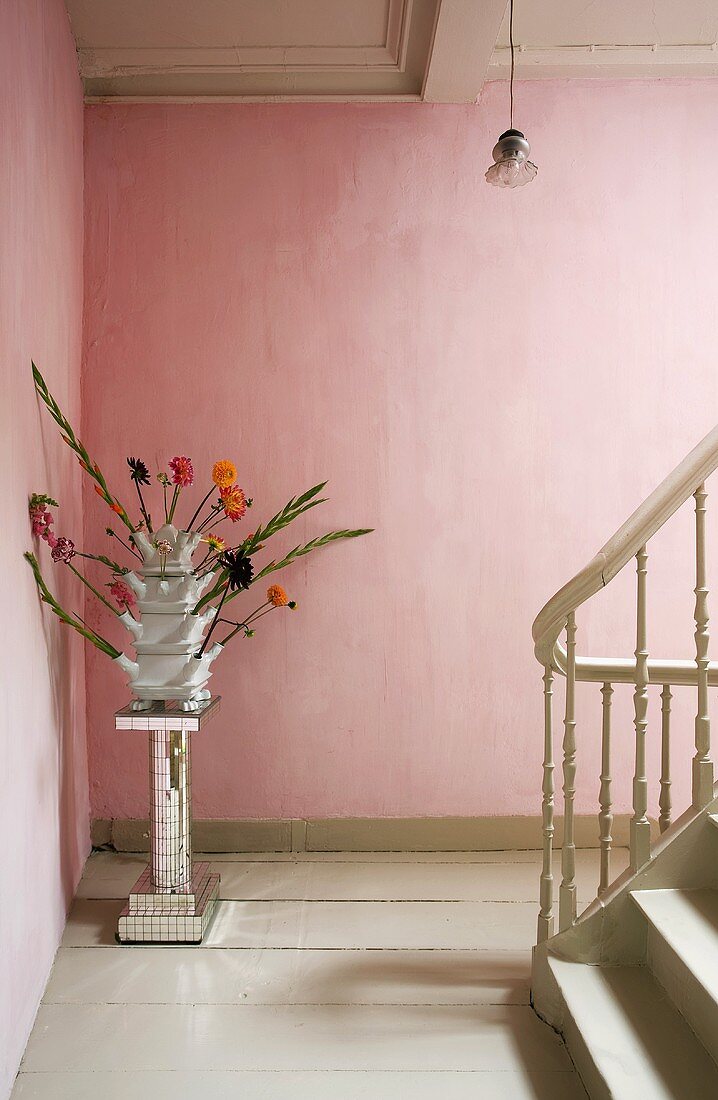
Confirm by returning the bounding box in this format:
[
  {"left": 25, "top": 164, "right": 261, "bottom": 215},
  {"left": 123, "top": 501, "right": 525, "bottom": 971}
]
[
  {"left": 128, "top": 862, "right": 214, "bottom": 913},
  {"left": 149, "top": 728, "right": 192, "bottom": 890},
  {"left": 118, "top": 871, "right": 220, "bottom": 943},
  {"left": 115, "top": 696, "right": 221, "bottom": 732},
  {"left": 114, "top": 699, "right": 221, "bottom": 944}
]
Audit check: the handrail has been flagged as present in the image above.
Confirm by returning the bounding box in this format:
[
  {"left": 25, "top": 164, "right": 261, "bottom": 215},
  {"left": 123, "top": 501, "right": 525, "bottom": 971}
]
[{"left": 533, "top": 422, "right": 718, "bottom": 674}]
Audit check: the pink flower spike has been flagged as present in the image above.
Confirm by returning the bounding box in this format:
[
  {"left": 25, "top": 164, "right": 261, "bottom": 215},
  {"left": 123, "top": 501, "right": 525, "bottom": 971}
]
[
  {"left": 169, "top": 456, "right": 194, "bottom": 487},
  {"left": 109, "top": 580, "right": 137, "bottom": 609},
  {"left": 45, "top": 532, "right": 59, "bottom": 550},
  {"left": 31, "top": 505, "right": 55, "bottom": 540}
]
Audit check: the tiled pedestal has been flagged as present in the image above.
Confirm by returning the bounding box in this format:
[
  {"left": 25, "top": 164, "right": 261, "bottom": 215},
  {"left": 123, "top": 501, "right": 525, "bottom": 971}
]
[{"left": 115, "top": 698, "right": 221, "bottom": 944}]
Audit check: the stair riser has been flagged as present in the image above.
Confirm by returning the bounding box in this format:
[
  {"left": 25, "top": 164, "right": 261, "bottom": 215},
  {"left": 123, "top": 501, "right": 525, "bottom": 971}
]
[
  {"left": 647, "top": 928, "right": 718, "bottom": 1066},
  {"left": 561, "top": 1010, "right": 611, "bottom": 1100}
]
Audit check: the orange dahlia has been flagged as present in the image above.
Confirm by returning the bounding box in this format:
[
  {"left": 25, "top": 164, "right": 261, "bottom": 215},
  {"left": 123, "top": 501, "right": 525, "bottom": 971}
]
[
  {"left": 267, "top": 584, "right": 289, "bottom": 607},
  {"left": 220, "top": 484, "right": 247, "bottom": 522},
  {"left": 203, "top": 534, "right": 226, "bottom": 552},
  {"left": 212, "top": 459, "right": 237, "bottom": 488}
]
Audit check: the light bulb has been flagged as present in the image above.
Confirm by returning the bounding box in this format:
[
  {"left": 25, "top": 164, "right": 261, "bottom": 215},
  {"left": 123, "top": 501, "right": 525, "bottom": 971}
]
[{"left": 485, "top": 129, "right": 537, "bottom": 189}]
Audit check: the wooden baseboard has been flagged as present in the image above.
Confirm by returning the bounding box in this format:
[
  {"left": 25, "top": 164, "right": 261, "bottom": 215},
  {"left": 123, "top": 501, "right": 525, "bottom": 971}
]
[{"left": 91, "top": 813, "right": 649, "bottom": 853}]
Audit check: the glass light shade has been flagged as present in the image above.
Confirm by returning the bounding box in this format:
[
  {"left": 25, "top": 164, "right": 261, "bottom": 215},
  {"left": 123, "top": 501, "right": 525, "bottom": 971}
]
[{"left": 485, "top": 129, "right": 537, "bottom": 189}]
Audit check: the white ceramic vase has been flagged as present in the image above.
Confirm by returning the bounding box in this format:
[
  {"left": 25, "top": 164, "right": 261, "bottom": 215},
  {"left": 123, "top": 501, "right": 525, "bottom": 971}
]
[{"left": 113, "top": 524, "right": 223, "bottom": 711}]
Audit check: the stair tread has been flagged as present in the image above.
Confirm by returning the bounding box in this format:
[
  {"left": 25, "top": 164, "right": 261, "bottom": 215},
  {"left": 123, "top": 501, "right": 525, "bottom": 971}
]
[
  {"left": 549, "top": 957, "right": 718, "bottom": 1099},
  {"left": 631, "top": 888, "right": 718, "bottom": 997}
]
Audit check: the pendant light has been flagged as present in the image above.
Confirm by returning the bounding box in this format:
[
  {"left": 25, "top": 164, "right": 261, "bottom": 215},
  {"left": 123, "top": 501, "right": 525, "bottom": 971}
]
[{"left": 485, "top": 0, "right": 537, "bottom": 189}]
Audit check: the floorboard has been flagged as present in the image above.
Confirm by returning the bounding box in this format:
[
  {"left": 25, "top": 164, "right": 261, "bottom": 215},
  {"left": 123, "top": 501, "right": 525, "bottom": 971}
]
[{"left": 12, "top": 850, "right": 592, "bottom": 1098}]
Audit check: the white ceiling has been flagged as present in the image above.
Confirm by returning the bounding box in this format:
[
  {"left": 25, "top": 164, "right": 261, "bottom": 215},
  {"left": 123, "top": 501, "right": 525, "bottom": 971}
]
[{"left": 65, "top": 0, "right": 718, "bottom": 103}]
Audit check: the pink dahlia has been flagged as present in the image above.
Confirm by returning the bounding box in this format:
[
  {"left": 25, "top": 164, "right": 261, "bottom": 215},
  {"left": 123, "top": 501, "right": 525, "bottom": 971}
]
[{"left": 169, "top": 455, "right": 194, "bottom": 487}]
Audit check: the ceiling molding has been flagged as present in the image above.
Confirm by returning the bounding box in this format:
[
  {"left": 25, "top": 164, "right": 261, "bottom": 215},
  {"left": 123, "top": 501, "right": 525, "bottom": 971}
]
[
  {"left": 79, "top": 45, "right": 402, "bottom": 79},
  {"left": 71, "top": 0, "right": 446, "bottom": 101},
  {"left": 78, "top": 0, "right": 416, "bottom": 79},
  {"left": 488, "top": 42, "right": 718, "bottom": 79},
  {"left": 83, "top": 93, "right": 424, "bottom": 105},
  {"left": 387, "top": 0, "right": 414, "bottom": 72}
]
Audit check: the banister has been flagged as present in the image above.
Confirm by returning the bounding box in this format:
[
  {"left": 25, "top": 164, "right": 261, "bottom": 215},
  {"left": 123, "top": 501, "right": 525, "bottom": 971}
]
[
  {"left": 553, "top": 651, "right": 718, "bottom": 687},
  {"left": 533, "top": 423, "right": 718, "bottom": 671}
]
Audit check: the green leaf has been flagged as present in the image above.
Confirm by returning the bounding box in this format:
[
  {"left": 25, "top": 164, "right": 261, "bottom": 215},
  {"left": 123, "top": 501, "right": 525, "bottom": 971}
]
[
  {"left": 227, "top": 528, "right": 373, "bottom": 601},
  {"left": 32, "top": 362, "right": 135, "bottom": 533},
  {"left": 76, "top": 551, "right": 129, "bottom": 574},
  {"left": 24, "top": 552, "right": 121, "bottom": 658}
]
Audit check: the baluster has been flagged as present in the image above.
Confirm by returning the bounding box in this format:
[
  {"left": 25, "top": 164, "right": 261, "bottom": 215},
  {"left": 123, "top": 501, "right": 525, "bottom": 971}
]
[
  {"left": 630, "top": 546, "right": 651, "bottom": 871},
  {"left": 537, "top": 665, "right": 555, "bottom": 942},
  {"left": 598, "top": 682, "right": 613, "bottom": 895},
  {"left": 693, "top": 484, "right": 713, "bottom": 808},
  {"left": 559, "top": 613, "right": 577, "bottom": 931},
  {"left": 659, "top": 684, "right": 672, "bottom": 833}
]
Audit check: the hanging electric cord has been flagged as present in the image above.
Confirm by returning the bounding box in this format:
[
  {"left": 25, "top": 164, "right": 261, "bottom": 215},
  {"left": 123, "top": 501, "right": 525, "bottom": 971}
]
[
  {"left": 509, "top": 0, "right": 515, "bottom": 128},
  {"left": 485, "top": 0, "right": 537, "bottom": 189}
]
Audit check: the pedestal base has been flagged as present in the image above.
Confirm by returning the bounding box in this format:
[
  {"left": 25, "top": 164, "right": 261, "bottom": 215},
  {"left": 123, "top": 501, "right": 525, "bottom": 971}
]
[{"left": 117, "top": 861, "right": 220, "bottom": 944}]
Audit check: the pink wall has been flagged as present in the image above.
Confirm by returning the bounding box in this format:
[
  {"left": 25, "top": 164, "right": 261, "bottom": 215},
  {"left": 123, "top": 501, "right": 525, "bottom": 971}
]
[
  {"left": 1, "top": 0, "right": 87, "bottom": 1095},
  {"left": 83, "top": 84, "right": 718, "bottom": 824}
]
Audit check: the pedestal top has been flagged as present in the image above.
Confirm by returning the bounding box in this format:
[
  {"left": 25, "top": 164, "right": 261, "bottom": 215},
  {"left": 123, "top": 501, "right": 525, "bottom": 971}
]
[{"left": 115, "top": 696, "right": 221, "bottom": 731}]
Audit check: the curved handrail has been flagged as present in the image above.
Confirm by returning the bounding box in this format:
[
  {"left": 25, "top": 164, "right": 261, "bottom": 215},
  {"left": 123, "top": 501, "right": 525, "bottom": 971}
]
[{"left": 533, "top": 423, "right": 718, "bottom": 674}]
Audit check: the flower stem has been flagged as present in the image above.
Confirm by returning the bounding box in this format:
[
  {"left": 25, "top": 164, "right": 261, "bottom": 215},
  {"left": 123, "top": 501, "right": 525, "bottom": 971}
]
[
  {"left": 167, "top": 485, "right": 180, "bottom": 525},
  {"left": 203, "top": 513, "right": 230, "bottom": 533},
  {"left": 219, "top": 602, "right": 272, "bottom": 645},
  {"left": 219, "top": 622, "right": 248, "bottom": 645},
  {"left": 76, "top": 550, "right": 128, "bottom": 574},
  {"left": 24, "top": 553, "right": 120, "bottom": 658},
  {"left": 245, "top": 600, "right": 271, "bottom": 623},
  {"left": 196, "top": 504, "right": 222, "bottom": 533},
  {"left": 197, "top": 584, "right": 229, "bottom": 657},
  {"left": 245, "top": 605, "right": 276, "bottom": 627},
  {"left": 187, "top": 488, "right": 215, "bottom": 532},
  {"left": 193, "top": 552, "right": 224, "bottom": 579},
  {"left": 134, "top": 481, "right": 153, "bottom": 534},
  {"left": 107, "top": 529, "right": 143, "bottom": 563},
  {"left": 67, "top": 563, "right": 119, "bottom": 615}
]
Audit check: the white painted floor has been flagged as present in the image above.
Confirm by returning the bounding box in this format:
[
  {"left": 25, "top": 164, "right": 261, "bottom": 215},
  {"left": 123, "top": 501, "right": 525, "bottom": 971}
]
[{"left": 11, "top": 848, "right": 622, "bottom": 1098}]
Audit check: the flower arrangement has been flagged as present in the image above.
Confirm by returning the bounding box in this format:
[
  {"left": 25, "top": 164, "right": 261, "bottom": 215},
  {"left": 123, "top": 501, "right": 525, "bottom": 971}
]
[{"left": 26, "top": 363, "right": 371, "bottom": 710}]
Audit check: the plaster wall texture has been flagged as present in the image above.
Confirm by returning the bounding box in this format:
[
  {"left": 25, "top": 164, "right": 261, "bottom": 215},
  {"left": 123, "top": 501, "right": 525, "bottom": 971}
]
[
  {"left": 1, "top": 1, "right": 87, "bottom": 1095},
  {"left": 82, "top": 83, "right": 718, "bottom": 824}
]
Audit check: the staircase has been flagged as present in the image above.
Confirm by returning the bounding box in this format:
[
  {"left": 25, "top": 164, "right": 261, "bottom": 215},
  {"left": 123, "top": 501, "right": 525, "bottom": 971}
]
[{"left": 531, "top": 425, "right": 718, "bottom": 1098}]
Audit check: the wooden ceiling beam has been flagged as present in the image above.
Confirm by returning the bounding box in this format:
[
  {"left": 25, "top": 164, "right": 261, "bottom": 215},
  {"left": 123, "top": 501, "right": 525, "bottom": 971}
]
[{"left": 422, "top": 0, "right": 507, "bottom": 103}]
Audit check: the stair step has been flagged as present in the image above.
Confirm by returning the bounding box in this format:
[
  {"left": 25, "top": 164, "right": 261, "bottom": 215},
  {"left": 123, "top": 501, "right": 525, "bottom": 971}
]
[
  {"left": 707, "top": 813, "right": 718, "bottom": 831},
  {"left": 631, "top": 888, "right": 718, "bottom": 1065},
  {"left": 548, "top": 957, "right": 718, "bottom": 1099}
]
